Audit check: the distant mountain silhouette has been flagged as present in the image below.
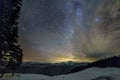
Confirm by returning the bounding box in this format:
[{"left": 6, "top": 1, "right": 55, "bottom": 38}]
[
  {"left": 70, "top": 56, "right": 120, "bottom": 73},
  {"left": 0, "top": 61, "right": 89, "bottom": 76}
]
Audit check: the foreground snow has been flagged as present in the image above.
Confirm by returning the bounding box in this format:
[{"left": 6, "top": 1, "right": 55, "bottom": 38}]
[{"left": 1, "top": 67, "right": 120, "bottom": 80}]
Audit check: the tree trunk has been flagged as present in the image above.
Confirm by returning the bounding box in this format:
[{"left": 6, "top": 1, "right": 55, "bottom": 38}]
[
  {"left": 11, "top": 64, "right": 16, "bottom": 76},
  {"left": 12, "top": 69, "right": 15, "bottom": 76},
  {"left": 0, "top": 63, "right": 9, "bottom": 78}
]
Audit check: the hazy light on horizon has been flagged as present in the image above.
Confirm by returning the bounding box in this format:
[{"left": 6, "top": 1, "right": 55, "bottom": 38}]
[{"left": 19, "top": 0, "right": 120, "bottom": 63}]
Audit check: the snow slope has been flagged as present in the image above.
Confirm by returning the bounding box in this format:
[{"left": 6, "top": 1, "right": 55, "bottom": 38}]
[{"left": 1, "top": 67, "right": 120, "bottom": 80}]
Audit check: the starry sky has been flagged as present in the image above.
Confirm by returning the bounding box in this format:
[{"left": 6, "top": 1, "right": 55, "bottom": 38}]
[{"left": 18, "top": 0, "right": 120, "bottom": 63}]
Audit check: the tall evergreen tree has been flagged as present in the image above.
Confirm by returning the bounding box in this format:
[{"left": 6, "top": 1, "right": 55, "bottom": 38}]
[{"left": 0, "top": 0, "right": 23, "bottom": 77}]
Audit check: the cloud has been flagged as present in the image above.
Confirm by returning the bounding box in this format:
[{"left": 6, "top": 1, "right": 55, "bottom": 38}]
[
  {"left": 72, "top": 0, "right": 120, "bottom": 60},
  {"left": 18, "top": 0, "right": 120, "bottom": 62}
]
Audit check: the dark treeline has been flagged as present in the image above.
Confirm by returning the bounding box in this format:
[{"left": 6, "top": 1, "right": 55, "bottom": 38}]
[
  {"left": 1, "top": 62, "right": 88, "bottom": 76},
  {"left": 70, "top": 55, "right": 120, "bottom": 73}
]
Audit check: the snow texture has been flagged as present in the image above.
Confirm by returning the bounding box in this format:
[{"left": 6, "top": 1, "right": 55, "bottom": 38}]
[{"left": 1, "top": 67, "right": 120, "bottom": 80}]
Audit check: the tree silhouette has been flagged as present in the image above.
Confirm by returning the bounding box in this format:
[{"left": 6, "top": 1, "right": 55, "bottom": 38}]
[
  {"left": 7, "top": 26, "right": 23, "bottom": 76},
  {"left": 70, "top": 55, "right": 120, "bottom": 73},
  {"left": 0, "top": 0, "right": 23, "bottom": 77}
]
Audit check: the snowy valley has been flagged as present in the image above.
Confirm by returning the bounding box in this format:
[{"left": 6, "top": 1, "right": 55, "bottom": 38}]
[{"left": 1, "top": 67, "right": 120, "bottom": 80}]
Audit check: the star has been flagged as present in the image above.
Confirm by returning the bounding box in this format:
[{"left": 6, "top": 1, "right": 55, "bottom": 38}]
[{"left": 95, "top": 17, "right": 100, "bottom": 22}]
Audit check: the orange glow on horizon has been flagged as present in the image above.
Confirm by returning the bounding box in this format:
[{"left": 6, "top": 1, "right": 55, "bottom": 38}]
[
  {"left": 51, "top": 57, "right": 95, "bottom": 63},
  {"left": 23, "top": 56, "right": 96, "bottom": 63}
]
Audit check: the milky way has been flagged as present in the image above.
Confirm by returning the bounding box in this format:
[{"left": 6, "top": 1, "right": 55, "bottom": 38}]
[{"left": 18, "top": 0, "right": 120, "bottom": 63}]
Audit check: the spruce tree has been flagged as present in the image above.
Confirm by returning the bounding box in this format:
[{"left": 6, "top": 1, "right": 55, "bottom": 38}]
[{"left": 0, "top": 0, "right": 23, "bottom": 77}]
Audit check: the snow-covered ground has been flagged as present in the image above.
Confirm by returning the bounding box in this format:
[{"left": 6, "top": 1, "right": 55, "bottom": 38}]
[{"left": 1, "top": 67, "right": 120, "bottom": 80}]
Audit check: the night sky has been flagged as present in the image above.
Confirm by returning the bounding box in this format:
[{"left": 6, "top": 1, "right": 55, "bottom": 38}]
[{"left": 18, "top": 0, "right": 120, "bottom": 63}]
